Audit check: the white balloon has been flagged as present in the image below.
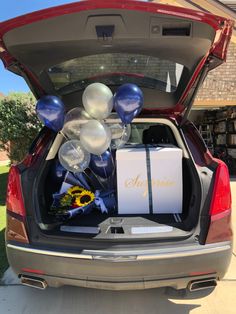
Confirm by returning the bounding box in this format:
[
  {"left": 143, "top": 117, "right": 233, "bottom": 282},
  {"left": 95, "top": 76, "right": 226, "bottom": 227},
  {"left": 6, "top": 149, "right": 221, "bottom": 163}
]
[
  {"left": 80, "top": 120, "right": 111, "bottom": 155},
  {"left": 62, "top": 107, "right": 91, "bottom": 139},
  {"left": 58, "top": 140, "right": 90, "bottom": 173},
  {"left": 82, "top": 83, "right": 113, "bottom": 120}
]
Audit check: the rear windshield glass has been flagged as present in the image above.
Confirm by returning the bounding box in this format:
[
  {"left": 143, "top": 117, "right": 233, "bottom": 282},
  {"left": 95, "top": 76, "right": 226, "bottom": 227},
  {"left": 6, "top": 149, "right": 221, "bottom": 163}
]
[{"left": 47, "top": 53, "right": 184, "bottom": 94}]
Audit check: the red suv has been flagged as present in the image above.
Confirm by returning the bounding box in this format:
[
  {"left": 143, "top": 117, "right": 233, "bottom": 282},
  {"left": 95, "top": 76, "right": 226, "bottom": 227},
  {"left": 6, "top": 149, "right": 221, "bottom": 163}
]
[{"left": 1, "top": 0, "right": 233, "bottom": 291}]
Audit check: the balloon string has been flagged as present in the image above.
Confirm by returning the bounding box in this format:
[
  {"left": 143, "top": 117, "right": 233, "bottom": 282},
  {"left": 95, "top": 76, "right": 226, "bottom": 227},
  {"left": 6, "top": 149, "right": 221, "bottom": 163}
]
[
  {"left": 108, "top": 123, "right": 125, "bottom": 170},
  {"left": 84, "top": 168, "right": 106, "bottom": 190},
  {"left": 100, "top": 154, "right": 112, "bottom": 190},
  {"left": 108, "top": 147, "right": 116, "bottom": 189},
  {"left": 108, "top": 146, "right": 115, "bottom": 169},
  {"left": 121, "top": 124, "right": 126, "bottom": 142},
  {"left": 107, "top": 147, "right": 116, "bottom": 189},
  {"left": 100, "top": 154, "right": 108, "bottom": 180}
]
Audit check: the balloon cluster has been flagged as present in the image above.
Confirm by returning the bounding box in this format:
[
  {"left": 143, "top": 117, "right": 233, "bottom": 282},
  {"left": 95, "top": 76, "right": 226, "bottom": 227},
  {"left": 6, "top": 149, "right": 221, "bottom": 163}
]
[{"left": 36, "top": 83, "right": 143, "bottom": 180}]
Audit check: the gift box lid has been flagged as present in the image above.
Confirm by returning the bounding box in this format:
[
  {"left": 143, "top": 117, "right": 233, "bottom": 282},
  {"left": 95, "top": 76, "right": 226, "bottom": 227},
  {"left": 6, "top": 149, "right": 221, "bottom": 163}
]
[{"left": 116, "top": 144, "right": 182, "bottom": 159}]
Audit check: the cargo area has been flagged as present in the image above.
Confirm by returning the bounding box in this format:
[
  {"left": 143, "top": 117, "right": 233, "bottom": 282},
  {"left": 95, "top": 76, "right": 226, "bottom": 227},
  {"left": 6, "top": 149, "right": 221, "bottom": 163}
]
[{"left": 32, "top": 118, "right": 201, "bottom": 241}]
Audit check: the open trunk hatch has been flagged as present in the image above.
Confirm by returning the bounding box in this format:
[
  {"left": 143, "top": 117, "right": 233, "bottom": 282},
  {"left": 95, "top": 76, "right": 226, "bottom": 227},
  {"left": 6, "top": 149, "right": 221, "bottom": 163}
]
[{"left": 0, "top": 0, "right": 233, "bottom": 114}]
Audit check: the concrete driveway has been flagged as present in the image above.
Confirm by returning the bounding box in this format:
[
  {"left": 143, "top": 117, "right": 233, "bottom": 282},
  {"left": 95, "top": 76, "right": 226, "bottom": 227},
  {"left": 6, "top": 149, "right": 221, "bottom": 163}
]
[{"left": 0, "top": 182, "right": 235, "bottom": 314}]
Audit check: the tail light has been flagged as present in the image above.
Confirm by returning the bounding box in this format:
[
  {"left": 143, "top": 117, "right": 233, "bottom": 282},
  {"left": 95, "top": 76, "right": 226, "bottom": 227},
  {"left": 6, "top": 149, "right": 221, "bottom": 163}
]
[
  {"left": 6, "top": 129, "right": 51, "bottom": 244},
  {"left": 206, "top": 159, "right": 232, "bottom": 244},
  {"left": 6, "top": 165, "right": 29, "bottom": 243},
  {"left": 6, "top": 166, "right": 26, "bottom": 216}
]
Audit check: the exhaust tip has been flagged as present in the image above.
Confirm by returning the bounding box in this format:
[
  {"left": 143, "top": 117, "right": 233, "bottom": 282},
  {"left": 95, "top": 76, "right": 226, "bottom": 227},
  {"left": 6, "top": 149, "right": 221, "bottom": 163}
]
[
  {"left": 189, "top": 278, "right": 217, "bottom": 292},
  {"left": 20, "top": 275, "right": 47, "bottom": 290}
]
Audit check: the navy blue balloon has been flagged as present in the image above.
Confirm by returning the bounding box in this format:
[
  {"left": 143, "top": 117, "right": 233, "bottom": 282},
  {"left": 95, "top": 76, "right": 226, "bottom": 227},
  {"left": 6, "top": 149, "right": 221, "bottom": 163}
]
[
  {"left": 49, "top": 161, "right": 67, "bottom": 186},
  {"left": 36, "top": 95, "right": 65, "bottom": 132},
  {"left": 114, "top": 83, "right": 143, "bottom": 124},
  {"left": 89, "top": 150, "right": 114, "bottom": 179}
]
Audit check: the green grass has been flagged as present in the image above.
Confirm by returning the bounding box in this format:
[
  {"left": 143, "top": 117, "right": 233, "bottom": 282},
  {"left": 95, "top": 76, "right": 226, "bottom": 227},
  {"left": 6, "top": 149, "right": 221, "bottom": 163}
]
[{"left": 0, "top": 165, "right": 9, "bottom": 278}]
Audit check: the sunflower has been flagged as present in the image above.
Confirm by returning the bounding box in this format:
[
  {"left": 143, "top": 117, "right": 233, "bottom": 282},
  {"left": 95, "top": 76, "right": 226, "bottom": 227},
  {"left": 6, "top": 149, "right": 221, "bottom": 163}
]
[
  {"left": 67, "top": 186, "right": 85, "bottom": 197},
  {"left": 75, "top": 190, "right": 95, "bottom": 207}
]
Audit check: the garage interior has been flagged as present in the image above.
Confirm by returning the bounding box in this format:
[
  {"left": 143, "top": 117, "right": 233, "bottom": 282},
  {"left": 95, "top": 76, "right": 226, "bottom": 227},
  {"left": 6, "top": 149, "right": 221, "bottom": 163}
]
[{"left": 190, "top": 108, "right": 236, "bottom": 174}]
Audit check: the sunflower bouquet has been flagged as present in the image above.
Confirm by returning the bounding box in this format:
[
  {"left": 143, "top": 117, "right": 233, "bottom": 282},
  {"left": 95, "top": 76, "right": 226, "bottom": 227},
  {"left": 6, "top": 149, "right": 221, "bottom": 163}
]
[{"left": 49, "top": 185, "right": 95, "bottom": 219}]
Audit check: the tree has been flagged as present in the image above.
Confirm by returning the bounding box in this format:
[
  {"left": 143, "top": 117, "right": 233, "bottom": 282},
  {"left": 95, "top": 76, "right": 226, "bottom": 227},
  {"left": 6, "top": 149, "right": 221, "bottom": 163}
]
[{"left": 0, "top": 92, "right": 42, "bottom": 163}]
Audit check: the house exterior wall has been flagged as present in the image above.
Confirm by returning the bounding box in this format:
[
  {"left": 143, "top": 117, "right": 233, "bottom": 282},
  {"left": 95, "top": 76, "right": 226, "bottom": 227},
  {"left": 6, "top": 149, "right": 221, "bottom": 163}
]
[
  {"left": 196, "top": 42, "right": 236, "bottom": 104},
  {"left": 152, "top": 0, "right": 236, "bottom": 107},
  {"left": 0, "top": 149, "right": 9, "bottom": 164}
]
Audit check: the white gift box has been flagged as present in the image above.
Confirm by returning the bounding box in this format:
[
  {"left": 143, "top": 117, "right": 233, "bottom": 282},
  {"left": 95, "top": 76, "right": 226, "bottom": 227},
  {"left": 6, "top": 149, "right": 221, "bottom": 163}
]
[{"left": 116, "top": 146, "right": 183, "bottom": 214}]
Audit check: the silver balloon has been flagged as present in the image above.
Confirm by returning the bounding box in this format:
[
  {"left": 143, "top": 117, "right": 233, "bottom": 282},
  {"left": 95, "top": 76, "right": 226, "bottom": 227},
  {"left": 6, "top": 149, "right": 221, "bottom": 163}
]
[
  {"left": 106, "top": 112, "right": 131, "bottom": 149},
  {"left": 110, "top": 124, "right": 124, "bottom": 139},
  {"left": 82, "top": 83, "right": 113, "bottom": 120},
  {"left": 107, "top": 112, "right": 122, "bottom": 139},
  {"left": 80, "top": 120, "right": 111, "bottom": 155},
  {"left": 58, "top": 140, "right": 90, "bottom": 173},
  {"left": 111, "top": 124, "right": 131, "bottom": 149},
  {"left": 62, "top": 107, "right": 91, "bottom": 139}
]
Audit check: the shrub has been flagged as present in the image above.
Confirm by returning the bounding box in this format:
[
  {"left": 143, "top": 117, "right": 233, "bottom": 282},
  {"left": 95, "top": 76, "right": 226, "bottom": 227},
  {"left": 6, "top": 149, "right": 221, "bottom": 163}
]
[{"left": 0, "top": 92, "right": 42, "bottom": 163}]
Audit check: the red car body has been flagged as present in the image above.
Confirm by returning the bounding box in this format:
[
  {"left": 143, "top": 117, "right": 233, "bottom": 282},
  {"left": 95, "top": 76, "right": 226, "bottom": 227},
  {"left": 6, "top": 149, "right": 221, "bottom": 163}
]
[{"left": 0, "top": 0, "right": 234, "bottom": 291}]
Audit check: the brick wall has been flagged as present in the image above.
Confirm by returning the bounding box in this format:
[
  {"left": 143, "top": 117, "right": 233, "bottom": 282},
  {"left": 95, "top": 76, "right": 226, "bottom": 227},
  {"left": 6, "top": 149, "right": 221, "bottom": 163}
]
[{"left": 197, "top": 42, "right": 236, "bottom": 101}]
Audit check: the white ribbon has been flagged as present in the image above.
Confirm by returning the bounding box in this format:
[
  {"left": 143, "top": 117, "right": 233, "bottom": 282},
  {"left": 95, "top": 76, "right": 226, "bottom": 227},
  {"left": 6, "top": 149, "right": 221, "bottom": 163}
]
[{"left": 95, "top": 190, "right": 108, "bottom": 214}]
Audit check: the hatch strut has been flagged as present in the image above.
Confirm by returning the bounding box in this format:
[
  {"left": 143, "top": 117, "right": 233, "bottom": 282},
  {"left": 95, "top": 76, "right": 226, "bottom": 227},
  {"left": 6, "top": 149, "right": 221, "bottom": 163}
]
[{"left": 180, "top": 61, "right": 210, "bottom": 126}]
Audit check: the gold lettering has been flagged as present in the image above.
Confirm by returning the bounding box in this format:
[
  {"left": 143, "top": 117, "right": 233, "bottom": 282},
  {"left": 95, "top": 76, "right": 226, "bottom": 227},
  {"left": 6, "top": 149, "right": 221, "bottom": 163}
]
[
  {"left": 143, "top": 182, "right": 149, "bottom": 197},
  {"left": 124, "top": 174, "right": 176, "bottom": 198},
  {"left": 133, "top": 175, "right": 141, "bottom": 186},
  {"left": 125, "top": 179, "right": 133, "bottom": 188}
]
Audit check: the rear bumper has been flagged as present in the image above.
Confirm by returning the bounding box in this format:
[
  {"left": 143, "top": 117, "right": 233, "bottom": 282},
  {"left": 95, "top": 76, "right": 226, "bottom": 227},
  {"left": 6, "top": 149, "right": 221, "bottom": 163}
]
[{"left": 6, "top": 241, "right": 232, "bottom": 290}]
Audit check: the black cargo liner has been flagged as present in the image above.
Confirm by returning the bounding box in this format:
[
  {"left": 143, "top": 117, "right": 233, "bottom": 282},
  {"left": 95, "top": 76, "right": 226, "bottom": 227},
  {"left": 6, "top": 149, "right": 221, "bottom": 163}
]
[
  {"left": 32, "top": 153, "right": 200, "bottom": 241},
  {"left": 54, "top": 212, "right": 193, "bottom": 240}
]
